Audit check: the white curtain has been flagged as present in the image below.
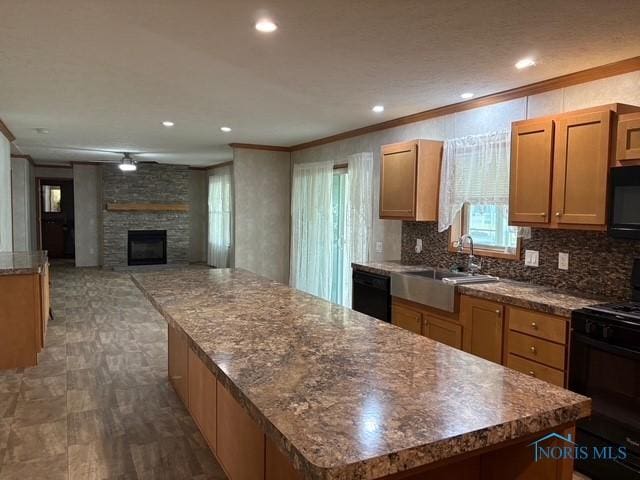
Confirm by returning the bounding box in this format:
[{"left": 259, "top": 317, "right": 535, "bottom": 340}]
[
  {"left": 290, "top": 161, "right": 334, "bottom": 299},
  {"left": 343, "top": 152, "right": 373, "bottom": 307},
  {"left": 208, "top": 166, "right": 232, "bottom": 268}
]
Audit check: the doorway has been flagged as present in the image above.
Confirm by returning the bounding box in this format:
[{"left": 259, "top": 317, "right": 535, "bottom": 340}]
[{"left": 37, "top": 178, "right": 75, "bottom": 260}]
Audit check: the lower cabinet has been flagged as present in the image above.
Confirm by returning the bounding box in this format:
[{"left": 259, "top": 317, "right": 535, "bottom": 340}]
[
  {"left": 424, "top": 314, "right": 462, "bottom": 349},
  {"left": 392, "top": 303, "right": 423, "bottom": 334},
  {"left": 168, "top": 324, "right": 189, "bottom": 406},
  {"left": 188, "top": 348, "right": 217, "bottom": 451},
  {"left": 460, "top": 296, "right": 504, "bottom": 364}
]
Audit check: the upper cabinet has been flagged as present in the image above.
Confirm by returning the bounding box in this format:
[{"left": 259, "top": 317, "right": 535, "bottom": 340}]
[
  {"left": 380, "top": 140, "right": 443, "bottom": 221},
  {"left": 616, "top": 112, "right": 640, "bottom": 164},
  {"left": 510, "top": 104, "right": 640, "bottom": 230}
]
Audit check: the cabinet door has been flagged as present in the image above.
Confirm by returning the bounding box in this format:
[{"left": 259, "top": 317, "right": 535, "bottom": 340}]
[
  {"left": 509, "top": 120, "right": 554, "bottom": 224},
  {"left": 168, "top": 325, "right": 189, "bottom": 406},
  {"left": 460, "top": 296, "right": 504, "bottom": 364},
  {"left": 552, "top": 110, "right": 611, "bottom": 226},
  {"left": 188, "top": 348, "right": 217, "bottom": 452},
  {"left": 424, "top": 315, "right": 462, "bottom": 349},
  {"left": 380, "top": 142, "right": 418, "bottom": 219},
  {"left": 616, "top": 112, "right": 640, "bottom": 163},
  {"left": 217, "top": 380, "right": 265, "bottom": 480},
  {"left": 392, "top": 303, "right": 423, "bottom": 335}
]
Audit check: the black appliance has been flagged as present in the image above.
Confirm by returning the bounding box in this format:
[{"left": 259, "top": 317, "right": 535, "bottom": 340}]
[
  {"left": 609, "top": 165, "right": 640, "bottom": 239},
  {"left": 569, "top": 259, "right": 640, "bottom": 479},
  {"left": 352, "top": 270, "right": 391, "bottom": 322}
]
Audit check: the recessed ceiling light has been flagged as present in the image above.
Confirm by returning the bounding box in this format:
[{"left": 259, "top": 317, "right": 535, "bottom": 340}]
[
  {"left": 35, "top": 128, "right": 49, "bottom": 134},
  {"left": 162, "top": 121, "right": 175, "bottom": 127},
  {"left": 220, "top": 126, "right": 232, "bottom": 132},
  {"left": 372, "top": 105, "right": 385, "bottom": 113},
  {"left": 515, "top": 58, "right": 536, "bottom": 70},
  {"left": 255, "top": 19, "right": 277, "bottom": 33},
  {"left": 460, "top": 92, "right": 474, "bottom": 100}
]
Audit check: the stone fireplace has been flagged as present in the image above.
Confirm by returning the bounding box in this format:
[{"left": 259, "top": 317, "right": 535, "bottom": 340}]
[{"left": 102, "top": 164, "right": 190, "bottom": 268}]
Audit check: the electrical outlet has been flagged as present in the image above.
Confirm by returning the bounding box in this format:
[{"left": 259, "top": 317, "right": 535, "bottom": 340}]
[
  {"left": 415, "top": 238, "right": 423, "bottom": 253},
  {"left": 375, "top": 241, "right": 383, "bottom": 253},
  {"left": 524, "top": 249, "right": 539, "bottom": 267},
  {"left": 558, "top": 252, "right": 569, "bottom": 270}
]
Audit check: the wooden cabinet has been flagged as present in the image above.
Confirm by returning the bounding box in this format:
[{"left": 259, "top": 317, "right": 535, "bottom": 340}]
[
  {"left": 168, "top": 324, "right": 189, "bottom": 406},
  {"left": 509, "top": 120, "right": 554, "bottom": 224},
  {"left": 380, "top": 140, "right": 443, "bottom": 221},
  {"left": 510, "top": 104, "right": 640, "bottom": 230},
  {"left": 392, "top": 303, "right": 423, "bottom": 335},
  {"left": 0, "top": 263, "right": 51, "bottom": 370},
  {"left": 217, "top": 380, "right": 265, "bottom": 480},
  {"left": 460, "top": 296, "right": 504, "bottom": 364},
  {"left": 617, "top": 112, "right": 640, "bottom": 163},
  {"left": 424, "top": 314, "right": 462, "bottom": 349},
  {"left": 188, "top": 348, "right": 217, "bottom": 452},
  {"left": 552, "top": 110, "right": 611, "bottom": 226}
]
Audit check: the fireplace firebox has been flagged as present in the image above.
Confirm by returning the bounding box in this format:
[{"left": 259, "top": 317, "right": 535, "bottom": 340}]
[{"left": 127, "top": 230, "right": 167, "bottom": 266}]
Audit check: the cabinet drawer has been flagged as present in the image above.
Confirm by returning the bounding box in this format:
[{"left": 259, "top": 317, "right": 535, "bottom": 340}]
[
  {"left": 507, "top": 354, "right": 565, "bottom": 387},
  {"left": 508, "top": 331, "right": 565, "bottom": 370},
  {"left": 507, "top": 307, "right": 566, "bottom": 344}
]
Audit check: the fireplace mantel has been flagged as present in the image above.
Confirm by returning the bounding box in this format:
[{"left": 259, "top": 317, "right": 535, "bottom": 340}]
[{"left": 105, "top": 203, "right": 189, "bottom": 212}]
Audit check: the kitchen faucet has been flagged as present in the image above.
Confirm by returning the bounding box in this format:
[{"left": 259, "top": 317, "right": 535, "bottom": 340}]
[{"left": 458, "top": 234, "right": 482, "bottom": 275}]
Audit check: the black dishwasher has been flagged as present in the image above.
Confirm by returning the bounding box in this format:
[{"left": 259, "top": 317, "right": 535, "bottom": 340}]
[{"left": 352, "top": 270, "right": 391, "bottom": 322}]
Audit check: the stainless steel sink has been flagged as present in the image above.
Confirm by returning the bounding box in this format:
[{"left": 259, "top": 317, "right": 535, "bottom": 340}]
[{"left": 390, "top": 269, "right": 498, "bottom": 312}]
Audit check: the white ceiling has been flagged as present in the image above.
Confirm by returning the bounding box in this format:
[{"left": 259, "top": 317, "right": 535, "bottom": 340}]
[{"left": 1, "top": 0, "right": 639, "bottom": 166}]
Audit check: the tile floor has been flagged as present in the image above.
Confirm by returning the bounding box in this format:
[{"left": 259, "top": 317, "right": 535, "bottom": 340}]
[{"left": 0, "top": 266, "right": 226, "bottom": 480}]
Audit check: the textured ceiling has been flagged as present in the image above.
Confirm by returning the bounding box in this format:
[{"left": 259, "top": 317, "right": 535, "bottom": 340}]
[{"left": 1, "top": 0, "right": 640, "bottom": 166}]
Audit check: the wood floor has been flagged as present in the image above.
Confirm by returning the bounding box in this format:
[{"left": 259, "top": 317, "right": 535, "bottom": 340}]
[{"left": 0, "top": 266, "right": 226, "bottom": 480}]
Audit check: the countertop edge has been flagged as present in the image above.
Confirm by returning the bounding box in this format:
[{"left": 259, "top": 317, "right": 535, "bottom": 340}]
[{"left": 133, "top": 272, "right": 591, "bottom": 480}]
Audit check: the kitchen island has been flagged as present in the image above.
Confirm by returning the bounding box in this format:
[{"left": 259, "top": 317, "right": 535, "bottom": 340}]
[{"left": 133, "top": 268, "right": 590, "bottom": 480}]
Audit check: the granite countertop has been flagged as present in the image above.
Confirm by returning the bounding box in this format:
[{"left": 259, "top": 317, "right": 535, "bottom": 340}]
[
  {"left": 0, "top": 251, "right": 48, "bottom": 276},
  {"left": 353, "top": 261, "right": 605, "bottom": 317},
  {"left": 133, "top": 268, "right": 590, "bottom": 480}
]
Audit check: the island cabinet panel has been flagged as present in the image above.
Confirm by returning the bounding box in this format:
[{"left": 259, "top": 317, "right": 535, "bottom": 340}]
[
  {"left": 424, "top": 314, "right": 462, "bottom": 350},
  {"left": 168, "top": 324, "right": 189, "bottom": 406},
  {"left": 266, "top": 436, "right": 303, "bottom": 480},
  {"left": 616, "top": 112, "right": 640, "bottom": 163},
  {"left": 0, "top": 274, "right": 40, "bottom": 369},
  {"left": 552, "top": 110, "right": 611, "bottom": 226},
  {"left": 217, "top": 380, "right": 265, "bottom": 480},
  {"left": 391, "top": 303, "right": 423, "bottom": 335},
  {"left": 39, "top": 262, "right": 50, "bottom": 350},
  {"left": 379, "top": 140, "right": 443, "bottom": 221},
  {"left": 460, "top": 296, "right": 504, "bottom": 364},
  {"left": 509, "top": 120, "right": 555, "bottom": 224},
  {"left": 188, "top": 348, "right": 217, "bottom": 452}
]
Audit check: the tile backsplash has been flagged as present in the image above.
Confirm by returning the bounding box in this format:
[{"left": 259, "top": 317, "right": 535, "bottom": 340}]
[{"left": 401, "top": 222, "right": 640, "bottom": 300}]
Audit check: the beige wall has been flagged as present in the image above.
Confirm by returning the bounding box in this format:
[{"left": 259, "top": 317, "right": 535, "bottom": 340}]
[
  {"left": 11, "top": 157, "right": 36, "bottom": 251},
  {"left": 73, "top": 164, "right": 101, "bottom": 266},
  {"left": 0, "top": 136, "right": 12, "bottom": 252},
  {"left": 188, "top": 169, "right": 208, "bottom": 263},
  {"left": 233, "top": 148, "right": 291, "bottom": 283},
  {"left": 291, "top": 70, "right": 640, "bottom": 261}
]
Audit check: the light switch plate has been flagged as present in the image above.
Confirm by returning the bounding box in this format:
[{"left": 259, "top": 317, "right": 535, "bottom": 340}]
[
  {"left": 375, "top": 241, "right": 383, "bottom": 253},
  {"left": 558, "top": 252, "right": 569, "bottom": 270},
  {"left": 524, "top": 249, "right": 539, "bottom": 267}
]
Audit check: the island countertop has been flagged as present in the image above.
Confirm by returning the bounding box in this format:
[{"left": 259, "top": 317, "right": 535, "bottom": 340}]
[
  {"left": 0, "top": 251, "right": 48, "bottom": 276},
  {"left": 133, "top": 268, "right": 590, "bottom": 480}
]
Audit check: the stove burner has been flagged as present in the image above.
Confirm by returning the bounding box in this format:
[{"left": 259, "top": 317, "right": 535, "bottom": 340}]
[{"left": 585, "top": 302, "right": 640, "bottom": 320}]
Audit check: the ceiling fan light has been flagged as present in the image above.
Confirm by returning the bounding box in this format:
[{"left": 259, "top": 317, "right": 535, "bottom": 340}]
[{"left": 119, "top": 153, "right": 137, "bottom": 171}]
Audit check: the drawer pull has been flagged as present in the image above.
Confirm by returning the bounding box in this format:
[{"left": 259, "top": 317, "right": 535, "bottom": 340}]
[
  {"left": 528, "top": 370, "right": 535, "bottom": 377},
  {"left": 495, "top": 309, "right": 501, "bottom": 316},
  {"left": 530, "top": 346, "right": 537, "bottom": 354},
  {"left": 531, "top": 321, "right": 538, "bottom": 329}
]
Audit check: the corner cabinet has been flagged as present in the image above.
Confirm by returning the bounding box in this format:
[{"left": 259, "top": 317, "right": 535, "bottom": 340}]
[
  {"left": 510, "top": 103, "right": 640, "bottom": 230},
  {"left": 379, "top": 140, "right": 443, "bottom": 221}
]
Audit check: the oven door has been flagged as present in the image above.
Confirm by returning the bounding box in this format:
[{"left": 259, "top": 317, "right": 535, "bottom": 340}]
[
  {"left": 569, "top": 330, "right": 640, "bottom": 477},
  {"left": 609, "top": 165, "right": 640, "bottom": 239}
]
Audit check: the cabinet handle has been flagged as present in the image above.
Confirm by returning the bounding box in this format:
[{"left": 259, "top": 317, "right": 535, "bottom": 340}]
[
  {"left": 495, "top": 309, "right": 501, "bottom": 316},
  {"left": 528, "top": 370, "right": 535, "bottom": 377},
  {"left": 530, "top": 346, "right": 537, "bottom": 354},
  {"left": 555, "top": 212, "right": 562, "bottom": 217},
  {"left": 539, "top": 212, "right": 546, "bottom": 217},
  {"left": 531, "top": 321, "right": 538, "bottom": 329}
]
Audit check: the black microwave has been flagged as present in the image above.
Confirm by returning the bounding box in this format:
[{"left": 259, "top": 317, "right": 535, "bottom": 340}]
[{"left": 609, "top": 165, "right": 640, "bottom": 239}]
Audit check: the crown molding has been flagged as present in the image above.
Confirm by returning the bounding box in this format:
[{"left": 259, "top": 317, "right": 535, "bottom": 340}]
[
  {"left": 229, "top": 142, "right": 291, "bottom": 152},
  {"left": 0, "top": 118, "right": 16, "bottom": 142},
  {"left": 289, "top": 55, "right": 640, "bottom": 151}
]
